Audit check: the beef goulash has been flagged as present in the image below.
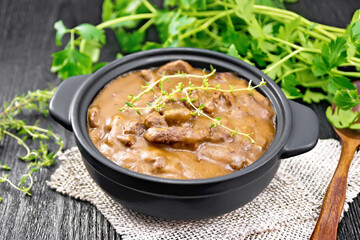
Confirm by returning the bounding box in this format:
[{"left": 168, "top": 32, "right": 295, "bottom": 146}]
[{"left": 87, "top": 60, "right": 276, "bottom": 179}]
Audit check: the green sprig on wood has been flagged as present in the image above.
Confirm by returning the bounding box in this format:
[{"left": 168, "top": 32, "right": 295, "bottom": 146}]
[{"left": 0, "top": 89, "right": 64, "bottom": 200}]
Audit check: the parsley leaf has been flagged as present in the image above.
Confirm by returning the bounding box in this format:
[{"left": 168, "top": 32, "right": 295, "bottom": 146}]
[
  {"left": 227, "top": 44, "right": 241, "bottom": 59},
  {"left": 303, "top": 89, "right": 328, "bottom": 104},
  {"left": 278, "top": 17, "right": 300, "bottom": 41},
  {"left": 51, "top": 48, "right": 92, "bottom": 79},
  {"left": 102, "top": 0, "right": 147, "bottom": 29},
  {"left": 80, "top": 40, "right": 101, "bottom": 62},
  {"left": 0, "top": 161, "right": 11, "bottom": 171},
  {"left": 142, "top": 41, "right": 163, "bottom": 50},
  {"left": 102, "top": 0, "right": 115, "bottom": 22},
  {"left": 324, "top": 37, "right": 347, "bottom": 68},
  {"left": 328, "top": 75, "right": 356, "bottom": 95},
  {"left": 281, "top": 74, "right": 303, "bottom": 99},
  {"left": 334, "top": 89, "right": 360, "bottom": 110},
  {"left": 223, "top": 27, "right": 250, "bottom": 56},
  {"left": 312, "top": 37, "right": 347, "bottom": 76},
  {"left": 168, "top": 12, "right": 196, "bottom": 36},
  {"left": 312, "top": 55, "right": 329, "bottom": 76},
  {"left": 115, "top": 29, "right": 145, "bottom": 53},
  {"left": 348, "top": 10, "right": 360, "bottom": 55},
  {"left": 75, "top": 24, "right": 105, "bottom": 44},
  {"left": 326, "top": 106, "right": 360, "bottom": 129},
  {"left": 155, "top": 11, "right": 176, "bottom": 42},
  {"left": 54, "top": 21, "right": 69, "bottom": 46}
]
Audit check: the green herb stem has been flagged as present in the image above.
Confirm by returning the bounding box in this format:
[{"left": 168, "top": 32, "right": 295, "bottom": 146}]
[
  {"left": 79, "top": 39, "right": 87, "bottom": 53},
  {"left": 138, "top": 18, "right": 155, "bottom": 33},
  {"left": 96, "top": 13, "right": 155, "bottom": 29},
  {"left": 224, "top": 2, "right": 234, "bottom": 29},
  {"left": 70, "top": 30, "right": 75, "bottom": 50},
  {"left": 204, "top": 28, "right": 222, "bottom": 41},
  {"left": 340, "top": 62, "right": 360, "bottom": 68},
  {"left": 331, "top": 68, "right": 360, "bottom": 78},
  {"left": 184, "top": 10, "right": 223, "bottom": 17},
  {"left": 183, "top": 3, "right": 338, "bottom": 42},
  {"left": 349, "top": 57, "right": 360, "bottom": 64},
  {"left": 317, "top": 24, "right": 345, "bottom": 34},
  {"left": 26, "top": 125, "right": 63, "bottom": 157},
  {"left": 179, "top": 10, "right": 235, "bottom": 40},
  {"left": 298, "top": 26, "right": 332, "bottom": 42},
  {"left": 253, "top": 5, "right": 337, "bottom": 40},
  {"left": 120, "top": 70, "right": 217, "bottom": 111},
  {"left": 0, "top": 99, "right": 35, "bottom": 117},
  {"left": 266, "top": 35, "right": 321, "bottom": 53},
  {"left": 141, "top": 0, "right": 157, "bottom": 13},
  {"left": 263, "top": 48, "right": 302, "bottom": 74},
  {"left": 277, "top": 66, "right": 310, "bottom": 82},
  {"left": 0, "top": 90, "right": 55, "bottom": 117},
  {"left": 3, "top": 130, "right": 33, "bottom": 160},
  {"left": 0, "top": 175, "right": 24, "bottom": 194}
]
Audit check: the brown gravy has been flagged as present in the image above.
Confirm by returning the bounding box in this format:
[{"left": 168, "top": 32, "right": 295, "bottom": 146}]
[{"left": 87, "top": 60, "right": 276, "bottom": 179}]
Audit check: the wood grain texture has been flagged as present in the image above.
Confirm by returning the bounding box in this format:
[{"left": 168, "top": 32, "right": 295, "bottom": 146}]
[{"left": 0, "top": 0, "right": 359, "bottom": 239}]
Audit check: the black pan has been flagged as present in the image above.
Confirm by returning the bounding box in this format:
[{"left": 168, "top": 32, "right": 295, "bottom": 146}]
[{"left": 49, "top": 48, "right": 318, "bottom": 220}]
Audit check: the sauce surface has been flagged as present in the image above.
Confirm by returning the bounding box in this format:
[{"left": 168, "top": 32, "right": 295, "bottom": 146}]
[{"left": 88, "top": 60, "right": 276, "bottom": 179}]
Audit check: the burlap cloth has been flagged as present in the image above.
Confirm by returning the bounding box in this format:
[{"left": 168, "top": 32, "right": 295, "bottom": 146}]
[{"left": 47, "top": 139, "right": 360, "bottom": 239}]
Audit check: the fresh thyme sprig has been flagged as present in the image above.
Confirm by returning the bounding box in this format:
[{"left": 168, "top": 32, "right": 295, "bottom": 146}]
[
  {"left": 119, "top": 68, "right": 265, "bottom": 142},
  {"left": 0, "top": 88, "right": 64, "bottom": 200},
  {"left": 119, "top": 69, "right": 217, "bottom": 112},
  {"left": 183, "top": 88, "right": 255, "bottom": 143}
]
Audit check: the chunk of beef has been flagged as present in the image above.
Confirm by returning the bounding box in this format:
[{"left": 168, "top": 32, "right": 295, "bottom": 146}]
[
  {"left": 215, "top": 73, "right": 248, "bottom": 88},
  {"left": 209, "top": 127, "right": 231, "bottom": 142},
  {"left": 144, "top": 127, "right": 209, "bottom": 144},
  {"left": 183, "top": 90, "right": 201, "bottom": 109},
  {"left": 141, "top": 151, "right": 166, "bottom": 171},
  {"left": 163, "top": 107, "right": 192, "bottom": 125},
  {"left": 222, "top": 92, "right": 233, "bottom": 106},
  {"left": 123, "top": 121, "right": 145, "bottom": 135},
  {"left": 203, "top": 100, "right": 215, "bottom": 113},
  {"left": 197, "top": 145, "right": 245, "bottom": 169},
  {"left": 211, "top": 91, "right": 233, "bottom": 106},
  {"left": 230, "top": 157, "right": 246, "bottom": 170},
  {"left": 144, "top": 111, "right": 168, "bottom": 128},
  {"left": 88, "top": 106, "right": 100, "bottom": 128},
  {"left": 140, "top": 69, "right": 157, "bottom": 82},
  {"left": 208, "top": 118, "right": 231, "bottom": 142},
  {"left": 212, "top": 91, "right": 221, "bottom": 104},
  {"left": 116, "top": 134, "right": 136, "bottom": 147},
  {"left": 238, "top": 93, "right": 273, "bottom": 119},
  {"left": 157, "top": 60, "right": 194, "bottom": 75},
  {"left": 153, "top": 157, "right": 165, "bottom": 170}
]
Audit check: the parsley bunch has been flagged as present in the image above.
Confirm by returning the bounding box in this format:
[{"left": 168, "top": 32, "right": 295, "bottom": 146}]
[{"left": 51, "top": 0, "right": 360, "bottom": 129}]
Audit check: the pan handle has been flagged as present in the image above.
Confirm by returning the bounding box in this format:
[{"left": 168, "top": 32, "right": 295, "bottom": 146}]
[
  {"left": 49, "top": 75, "right": 90, "bottom": 131},
  {"left": 281, "top": 100, "right": 319, "bottom": 158}
]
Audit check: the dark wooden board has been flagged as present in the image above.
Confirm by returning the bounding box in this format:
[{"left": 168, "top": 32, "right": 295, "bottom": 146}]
[{"left": 0, "top": 0, "right": 359, "bottom": 239}]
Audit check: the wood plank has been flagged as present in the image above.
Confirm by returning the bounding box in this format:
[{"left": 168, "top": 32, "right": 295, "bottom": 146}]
[
  {"left": 0, "top": 0, "right": 121, "bottom": 239},
  {"left": 0, "top": 0, "right": 359, "bottom": 239}
]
